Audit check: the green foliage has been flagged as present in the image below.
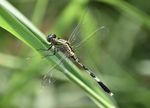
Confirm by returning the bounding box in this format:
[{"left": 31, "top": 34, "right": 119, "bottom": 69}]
[
  {"left": 0, "top": 0, "right": 150, "bottom": 108},
  {"left": 0, "top": 0, "right": 115, "bottom": 108}
]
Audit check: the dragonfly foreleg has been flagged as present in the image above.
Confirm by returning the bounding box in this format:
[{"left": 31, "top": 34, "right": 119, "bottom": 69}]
[{"left": 41, "top": 47, "right": 58, "bottom": 59}]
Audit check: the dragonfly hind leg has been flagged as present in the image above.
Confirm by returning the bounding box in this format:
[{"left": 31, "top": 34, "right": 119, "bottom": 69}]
[
  {"left": 43, "top": 47, "right": 58, "bottom": 58},
  {"left": 38, "top": 46, "right": 58, "bottom": 59}
]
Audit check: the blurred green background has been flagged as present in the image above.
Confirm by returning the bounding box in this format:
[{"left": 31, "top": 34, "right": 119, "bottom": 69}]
[{"left": 0, "top": 0, "right": 150, "bottom": 108}]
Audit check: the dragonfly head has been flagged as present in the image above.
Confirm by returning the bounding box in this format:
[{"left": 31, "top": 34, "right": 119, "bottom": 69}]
[{"left": 47, "top": 34, "right": 56, "bottom": 42}]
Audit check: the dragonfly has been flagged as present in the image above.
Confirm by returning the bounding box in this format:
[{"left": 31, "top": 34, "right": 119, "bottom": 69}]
[{"left": 43, "top": 31, "right": 113, "bottom": 96}]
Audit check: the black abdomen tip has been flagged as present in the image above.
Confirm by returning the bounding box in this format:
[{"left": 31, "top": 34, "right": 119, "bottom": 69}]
[{"left": 98, "top": 81, "right": 113, "bottom": 96}]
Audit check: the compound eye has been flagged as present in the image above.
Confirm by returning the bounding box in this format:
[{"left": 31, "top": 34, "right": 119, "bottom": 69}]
[
  {"left": 52, "top": 34, "right": 56, "bottom": 38},
  {"left": 47, "top": 34, "right": 56, "bottom": 42}
]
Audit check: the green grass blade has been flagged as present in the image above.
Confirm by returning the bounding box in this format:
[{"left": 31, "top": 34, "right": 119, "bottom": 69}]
[
  {"left": 97, "top": 0, "right": 150, "bottom": 29},
  {"left": 31, "top": 0, "right": 49, "bottom": 27},
  {"left": 0, "top": 53, "right": 25, "bottom": 69},
  {"left": 0, "top": 0, "right": 47, "bottom": 44},
  {"left": 49, "top": 0, "right": 89, "bottom": 35}
]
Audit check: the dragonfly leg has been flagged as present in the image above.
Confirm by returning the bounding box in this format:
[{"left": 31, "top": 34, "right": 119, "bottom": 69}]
[
  {"left": 38, "top": 45, "right": 53, "bottom": 51},
  {"left": 53, "top": 47, "right": 58, "bottom": 55},
  {"left": 41, "top": 47, "right": 58, "bottom": 59},
  {"left": 48, "top": 45, "right": 53, "bottom": 50}
]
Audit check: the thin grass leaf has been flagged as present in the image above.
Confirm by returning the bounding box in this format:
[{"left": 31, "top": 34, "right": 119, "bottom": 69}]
[
  {"left": 97, "top": 0, "right": 150, "bottom": 29},
  {"left": 31, "top": 0, "right": 49, "bottom": 27},
  {"left": 49, "top": 0, "right": 89, "bottom": 36},
  {"left": 0, "top": 53, "right": 25, "bottom": 69},
  {"left": 0, "top": 0, "right": 47, "bottom": 44}
]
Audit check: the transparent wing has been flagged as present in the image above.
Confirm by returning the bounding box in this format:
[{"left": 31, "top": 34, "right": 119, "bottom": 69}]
[
  {"left": 67, "top": 9, "right": 109, "bottom": 50},
  {"left": 74, "top": 26, "right": 107, "bottom": 49},
  {"left": 41, "top": 56, "right": 66, "bottom": 86},
  {"left": 24, "top": 47, "right": 65, "bottom": 86},
  {"left": 68, "top": 20, "right": 82, "bottom": 44},
  {"left": 68, "top": 10, "right": 88, "bottom": 44}
]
